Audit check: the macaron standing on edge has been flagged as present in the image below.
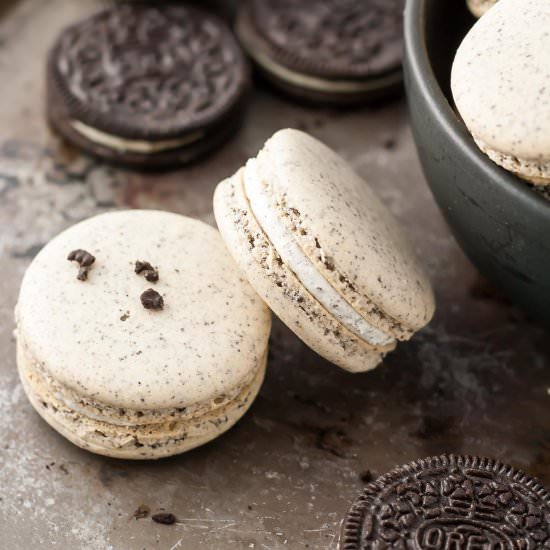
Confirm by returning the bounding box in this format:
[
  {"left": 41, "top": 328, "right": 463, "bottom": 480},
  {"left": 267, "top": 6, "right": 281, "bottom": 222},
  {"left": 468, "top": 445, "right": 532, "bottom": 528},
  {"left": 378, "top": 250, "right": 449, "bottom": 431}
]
[
  {"left": 214, "top": 129, "right": 435, "bottom": 373},
  {"left": 47, "top": 3, "right": 251, "bottom": 168},
  {"left": 236, "top": 0, "right": 405, "bottom": 105},
  {"left": 452, "top": 0, "right": 550, "bottom": 185},
  {"left": 15, "top": 211, "right": 271, "bottom": 459}
]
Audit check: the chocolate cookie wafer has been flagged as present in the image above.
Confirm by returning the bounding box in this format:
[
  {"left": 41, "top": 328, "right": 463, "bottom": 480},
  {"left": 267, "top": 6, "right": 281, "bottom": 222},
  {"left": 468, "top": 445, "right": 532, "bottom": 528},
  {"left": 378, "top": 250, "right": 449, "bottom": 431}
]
[
  {"left": 236, "top": 0, "right": 404, "bottom": 105},
  {"left": 340, "top": 454, "right": 550, "bottom": 549},
  {"left": 47, "top": 3, "right": 250, "bottom": 168}
]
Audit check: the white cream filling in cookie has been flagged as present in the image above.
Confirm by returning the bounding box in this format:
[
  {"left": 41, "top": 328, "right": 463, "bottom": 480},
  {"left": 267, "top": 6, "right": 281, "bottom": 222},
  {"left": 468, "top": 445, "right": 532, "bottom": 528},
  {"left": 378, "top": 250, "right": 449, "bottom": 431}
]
[
  {"left": 243, "top": 159, "right": 395, "bottom": 348},
  {"left": 71, "top": 120, "right": 204, "bottom": 154},
  {"left": 237, "top": 17, "right": 402, "bottom": 95}
]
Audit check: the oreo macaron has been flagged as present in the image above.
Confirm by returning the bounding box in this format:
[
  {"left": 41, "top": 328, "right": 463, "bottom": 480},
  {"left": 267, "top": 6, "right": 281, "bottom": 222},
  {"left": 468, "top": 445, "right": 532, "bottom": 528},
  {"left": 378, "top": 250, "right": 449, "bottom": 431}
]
[
  {"left": 467, "top": 0, "right": 498, "bottom": 17},
  {"left": 236, "top": 0, "right": 405, "bottom": 105},
  {"left": 214, "top": 129, "right": 434, "bottom": 373},
  {"left": 340, "top": 454, "right": 550, "bottom": 549},
  {"left": 15, "top": 211, "right": 271, "bottom": 459},
  {"left": 47, "top": 3, "right": 250, "bottom": 168},
  {"left": 452, "top": 0, "right": 550, "bottom": 185}
]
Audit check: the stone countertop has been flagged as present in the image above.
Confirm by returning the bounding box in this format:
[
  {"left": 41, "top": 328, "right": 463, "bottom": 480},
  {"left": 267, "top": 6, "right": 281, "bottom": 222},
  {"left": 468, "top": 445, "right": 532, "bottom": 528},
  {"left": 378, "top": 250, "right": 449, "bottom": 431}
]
[{"left": 1, "top": 1, "right": 549, "bottom": 549}]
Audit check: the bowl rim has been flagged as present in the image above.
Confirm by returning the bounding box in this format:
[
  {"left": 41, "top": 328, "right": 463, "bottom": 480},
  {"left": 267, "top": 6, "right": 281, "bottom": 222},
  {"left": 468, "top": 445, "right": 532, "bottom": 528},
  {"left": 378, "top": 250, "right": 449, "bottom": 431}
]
[{"left": 403, "top": 0, "right": 550, "bottom": 215}]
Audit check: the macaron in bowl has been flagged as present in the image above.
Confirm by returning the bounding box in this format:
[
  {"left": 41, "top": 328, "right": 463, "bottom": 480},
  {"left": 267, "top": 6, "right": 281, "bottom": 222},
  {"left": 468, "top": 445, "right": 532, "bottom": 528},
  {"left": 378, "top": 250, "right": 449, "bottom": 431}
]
[
  {"left": 466, "top": 0, "right": 498, "bottom": 17},
  {"left": 15, "top": 211, "right": 271, "bottom": 459},
  {"left": 452, "top": 0, "right": 550, "bottom": 185},
  {"left": 404, "top": 0, "right": 550, "bottom": 324},
  {"left": 214, "top": 129, "right": 435, "bottom": 373}
]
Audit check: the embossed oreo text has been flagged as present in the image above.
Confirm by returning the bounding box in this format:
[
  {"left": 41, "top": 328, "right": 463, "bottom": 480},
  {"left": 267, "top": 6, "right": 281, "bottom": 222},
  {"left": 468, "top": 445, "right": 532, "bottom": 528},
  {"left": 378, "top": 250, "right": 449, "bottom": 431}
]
[
  {"left": 340, "top": 456, "right": 550, "bottom": 550},
  {"left": 417, "top": 520, "right": 509, "bottom": 549}
]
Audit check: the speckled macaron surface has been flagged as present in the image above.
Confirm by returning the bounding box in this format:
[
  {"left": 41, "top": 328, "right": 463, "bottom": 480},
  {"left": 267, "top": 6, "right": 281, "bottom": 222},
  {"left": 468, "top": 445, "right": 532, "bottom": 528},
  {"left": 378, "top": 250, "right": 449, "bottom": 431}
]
[
  {"left": 214, "top": 129, "right": 434, "bottom": 373},
  {"left": 15, "top": 210, "right": 271, "bottom": 459},
  {"left": 467, "top": 0, "right": 498, "bottom": 17},
  {"left": 452, "top": 0, "right": 550, "bottom": 184}
]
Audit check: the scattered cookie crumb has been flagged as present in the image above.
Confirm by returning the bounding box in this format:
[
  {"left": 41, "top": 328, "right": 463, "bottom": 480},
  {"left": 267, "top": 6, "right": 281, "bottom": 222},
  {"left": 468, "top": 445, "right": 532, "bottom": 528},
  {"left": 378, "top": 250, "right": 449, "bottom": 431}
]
[
  {"left": 133, "top": 504, "right": 150, "bottom": 520},
  {"left": 152, "top": 512, "right": 176, "bottom": 525},
  {"left": 120, "top": 312, "right": 130, "bottom": 322},
  {"left": 67, "top": 249, "right": 96, "bottom": 281},
  {"left": 140, "top": 289, "right": 164, "bottom": 310},
  {"left": 135, "top": 260, "right": 159, "bottom": 283}
]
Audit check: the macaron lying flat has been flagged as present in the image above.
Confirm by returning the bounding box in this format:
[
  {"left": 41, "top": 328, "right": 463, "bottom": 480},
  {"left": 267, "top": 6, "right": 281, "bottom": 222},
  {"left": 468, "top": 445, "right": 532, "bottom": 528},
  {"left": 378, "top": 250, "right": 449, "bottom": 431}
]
[
  {"left": 15, "top": 211, "right": 271, "bottom": 459},
  {"left": 236, "top": 0, "right": 404, "bottom": 105},
  {"left": 467, "top": 0, "right": 498, "bottom": 17},
  {"left": 214, "top": 130, "right": 434, "bottom": 373},
  {"left": 47, "top": 4, "right": 250, "bottom": 168},
  {"left": 452, "top": 0, "right": 550, "bottom": 185}
]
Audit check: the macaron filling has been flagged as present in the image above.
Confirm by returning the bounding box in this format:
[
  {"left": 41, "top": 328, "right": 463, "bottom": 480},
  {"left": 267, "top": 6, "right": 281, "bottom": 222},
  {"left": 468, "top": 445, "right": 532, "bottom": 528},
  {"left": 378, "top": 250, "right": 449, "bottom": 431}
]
[
  {"left": 70, "top": 120, "right": 204, "bottom": 154},
  {"left": 20, "top": 341, "right": 261, "bottom": 427},
  {"left": 17, "top": 337, "right": 267, "bottom": 453},
  {"left": 472, "top": 134, "right": 550, "bottom": 185},
  {"left": 243, "top": 159, "right": 395, "bottom": 348}
]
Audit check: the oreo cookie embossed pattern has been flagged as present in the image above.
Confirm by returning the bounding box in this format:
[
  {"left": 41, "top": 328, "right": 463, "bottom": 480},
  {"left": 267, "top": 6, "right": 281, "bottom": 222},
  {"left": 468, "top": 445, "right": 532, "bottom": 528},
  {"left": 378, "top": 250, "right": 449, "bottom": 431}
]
[
  {"left": 237, "top": 0, "right": 404, "bottom": 104},
  {"left": 47, "top": 4, "right": 250, "bottom": 167},
  {"left": 341, "top": 455, "right": 550, "bottom": 549}
]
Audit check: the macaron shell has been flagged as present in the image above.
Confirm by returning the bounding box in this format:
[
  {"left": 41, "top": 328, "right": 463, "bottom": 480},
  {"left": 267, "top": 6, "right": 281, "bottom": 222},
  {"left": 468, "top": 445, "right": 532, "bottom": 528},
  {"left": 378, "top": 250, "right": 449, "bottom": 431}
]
[
  {"left": 452, "top": 0, "right": 550, "bottom": 175},
  {"left": 214, "top": 170, "right": 391, "bottom": 373},
  {"left": 18, "top": 342, "right": 267, "bottom": 460},
  {"left": 255, "top": 129, "right": 434, "bottom": 335},
  {"left": 16, "top": 210, "right": 271, "bottom": 410},
  {"left": 467, "top": 0, "right": 497, "bottom": 17}
]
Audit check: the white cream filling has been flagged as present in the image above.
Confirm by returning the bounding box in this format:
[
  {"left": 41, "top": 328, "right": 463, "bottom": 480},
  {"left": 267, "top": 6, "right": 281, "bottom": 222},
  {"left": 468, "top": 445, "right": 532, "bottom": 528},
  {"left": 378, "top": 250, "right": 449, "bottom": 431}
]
[
  {"left": 237, "top": 17, "right": 402, "bottom": 95},
  {"left": 17, "top": 330, "right": 264, "bottom": 427},
  {"left": 243, "top": 160, "right": 395, "bottom": 348},
  {"left": 71, "top": 120, "right": 204, "bottom": 154},
  {"left": 17, "top": 339, "right": 267, "bottom": 452}
]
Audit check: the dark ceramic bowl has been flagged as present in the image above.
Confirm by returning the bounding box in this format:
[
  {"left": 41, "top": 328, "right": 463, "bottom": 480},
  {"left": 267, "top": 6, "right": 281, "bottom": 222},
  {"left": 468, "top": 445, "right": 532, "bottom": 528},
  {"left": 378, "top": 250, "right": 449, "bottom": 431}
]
[{"left": 403, "top": 0, "right": 550, "bottom": 323}]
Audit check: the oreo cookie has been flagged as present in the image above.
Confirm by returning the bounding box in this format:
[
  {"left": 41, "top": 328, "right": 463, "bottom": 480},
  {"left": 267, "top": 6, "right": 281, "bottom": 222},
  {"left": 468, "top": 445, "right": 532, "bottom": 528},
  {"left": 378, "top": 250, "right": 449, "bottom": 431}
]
[
  {"left": 236, "top": 0, "right": 404, "bottom": 105},
  {"left": 47, "top": 3, "right": 250, "bottom": 168},
  {"left": 341, "top": 455, "right": 550, "bottom": 549}
]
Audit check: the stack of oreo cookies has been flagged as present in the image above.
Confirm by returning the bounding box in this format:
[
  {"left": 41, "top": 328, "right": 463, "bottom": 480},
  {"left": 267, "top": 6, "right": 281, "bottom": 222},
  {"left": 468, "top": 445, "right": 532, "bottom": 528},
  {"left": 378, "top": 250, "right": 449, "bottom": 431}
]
[{"left": 46, "top": 0, "right": 406, "bottom": 167}]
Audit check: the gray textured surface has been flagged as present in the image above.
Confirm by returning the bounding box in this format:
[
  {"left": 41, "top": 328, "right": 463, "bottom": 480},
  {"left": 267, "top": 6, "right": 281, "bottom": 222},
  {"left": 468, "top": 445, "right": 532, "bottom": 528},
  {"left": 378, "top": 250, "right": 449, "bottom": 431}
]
[{"left": 1, "top": 1, "right": 550, "bottom": 549}]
